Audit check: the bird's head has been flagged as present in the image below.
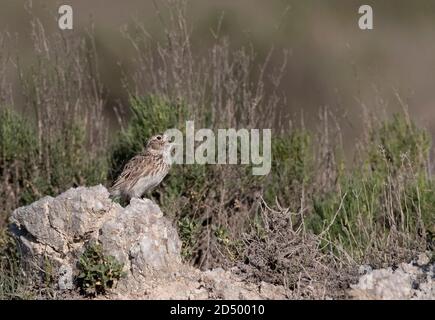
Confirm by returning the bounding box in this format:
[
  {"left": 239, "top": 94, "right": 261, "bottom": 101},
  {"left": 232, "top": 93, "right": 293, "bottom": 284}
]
[{"left": 146, "top": 134, "right": 174, "bottom": 155}]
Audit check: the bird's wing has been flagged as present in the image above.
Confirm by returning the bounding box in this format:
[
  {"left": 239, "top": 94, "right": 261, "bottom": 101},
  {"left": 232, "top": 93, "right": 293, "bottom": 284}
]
[{"left": 110, "top": 154, "right": 153, "bottom": 192}]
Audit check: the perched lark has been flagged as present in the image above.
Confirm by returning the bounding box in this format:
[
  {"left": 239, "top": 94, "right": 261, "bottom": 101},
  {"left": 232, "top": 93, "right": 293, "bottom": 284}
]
[{"left": 110, "top": 134, "right": 173, "bottom": 202}]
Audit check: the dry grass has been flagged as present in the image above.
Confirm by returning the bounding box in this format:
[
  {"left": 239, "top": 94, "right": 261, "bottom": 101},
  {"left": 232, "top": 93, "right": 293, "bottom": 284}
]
[
  {"left": 121, "top": 0, "right": 288, "bottom": 130},
  {"left": 238, "top": 201, "right": 358, "bottom": 299}
]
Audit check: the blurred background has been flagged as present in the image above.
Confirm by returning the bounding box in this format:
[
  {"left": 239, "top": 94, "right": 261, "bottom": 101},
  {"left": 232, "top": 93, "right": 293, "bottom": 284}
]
[{"left": 1, "top": 0, "right": 435, "bottom": 149}]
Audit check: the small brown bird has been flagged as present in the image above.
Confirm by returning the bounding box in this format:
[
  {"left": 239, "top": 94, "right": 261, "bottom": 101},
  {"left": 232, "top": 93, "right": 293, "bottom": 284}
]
[{"left": 110, "top": 134, "right": 173, "bottom": 203}]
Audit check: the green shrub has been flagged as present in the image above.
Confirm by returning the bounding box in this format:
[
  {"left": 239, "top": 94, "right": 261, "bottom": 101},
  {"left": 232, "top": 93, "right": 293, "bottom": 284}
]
[
  {"left": 76, "top": 243, "right": 125, "bottom": 296},
  {"left": 308, "top": 114, "right": 433, "bottom": 265},
  {"left": 264, "top": 130, "right": 313, "bottom": 209},
  {"left": 47, "top": 123, "right": 107, "bottom": 191},
  {"left": 178, "top": 216, "right": 201, "bottom": 259},
  {"left": 368, "top": 113, "right": 430, "bottom": 176},
  {"left": 0, "top": 108, "right": 108, "bottom": 225},
  {"left": 0, "top": 229, "right": 33, "bottom": 299},
  {"left": 0, "top": 108, "right": 42, "bottom": 225},
  {"left": 0, "top": 108, "right": 39, "bottom": 214},
  {"left": 0, "top": 108, "right": 38, "bottom": 163}
]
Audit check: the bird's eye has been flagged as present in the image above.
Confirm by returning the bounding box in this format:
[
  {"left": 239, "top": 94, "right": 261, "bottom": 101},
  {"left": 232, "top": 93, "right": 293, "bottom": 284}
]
[{"left": 156, "top": 135, "right": 162, "bottom": 140}]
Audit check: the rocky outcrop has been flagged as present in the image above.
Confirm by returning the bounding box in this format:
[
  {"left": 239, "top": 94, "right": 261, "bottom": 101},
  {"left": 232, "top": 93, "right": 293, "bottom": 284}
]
[
  {"left": 349, "top": 254, "right": 434, "bottom": 300},
  {"left": 9, "top": 185, "right": 286, "bottom": 300}
]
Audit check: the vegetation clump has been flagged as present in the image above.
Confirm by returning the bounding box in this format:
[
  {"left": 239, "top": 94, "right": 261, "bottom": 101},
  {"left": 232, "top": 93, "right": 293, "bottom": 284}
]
[{"left": 76, "top": 244, "right": 125, "bottom": 296}]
